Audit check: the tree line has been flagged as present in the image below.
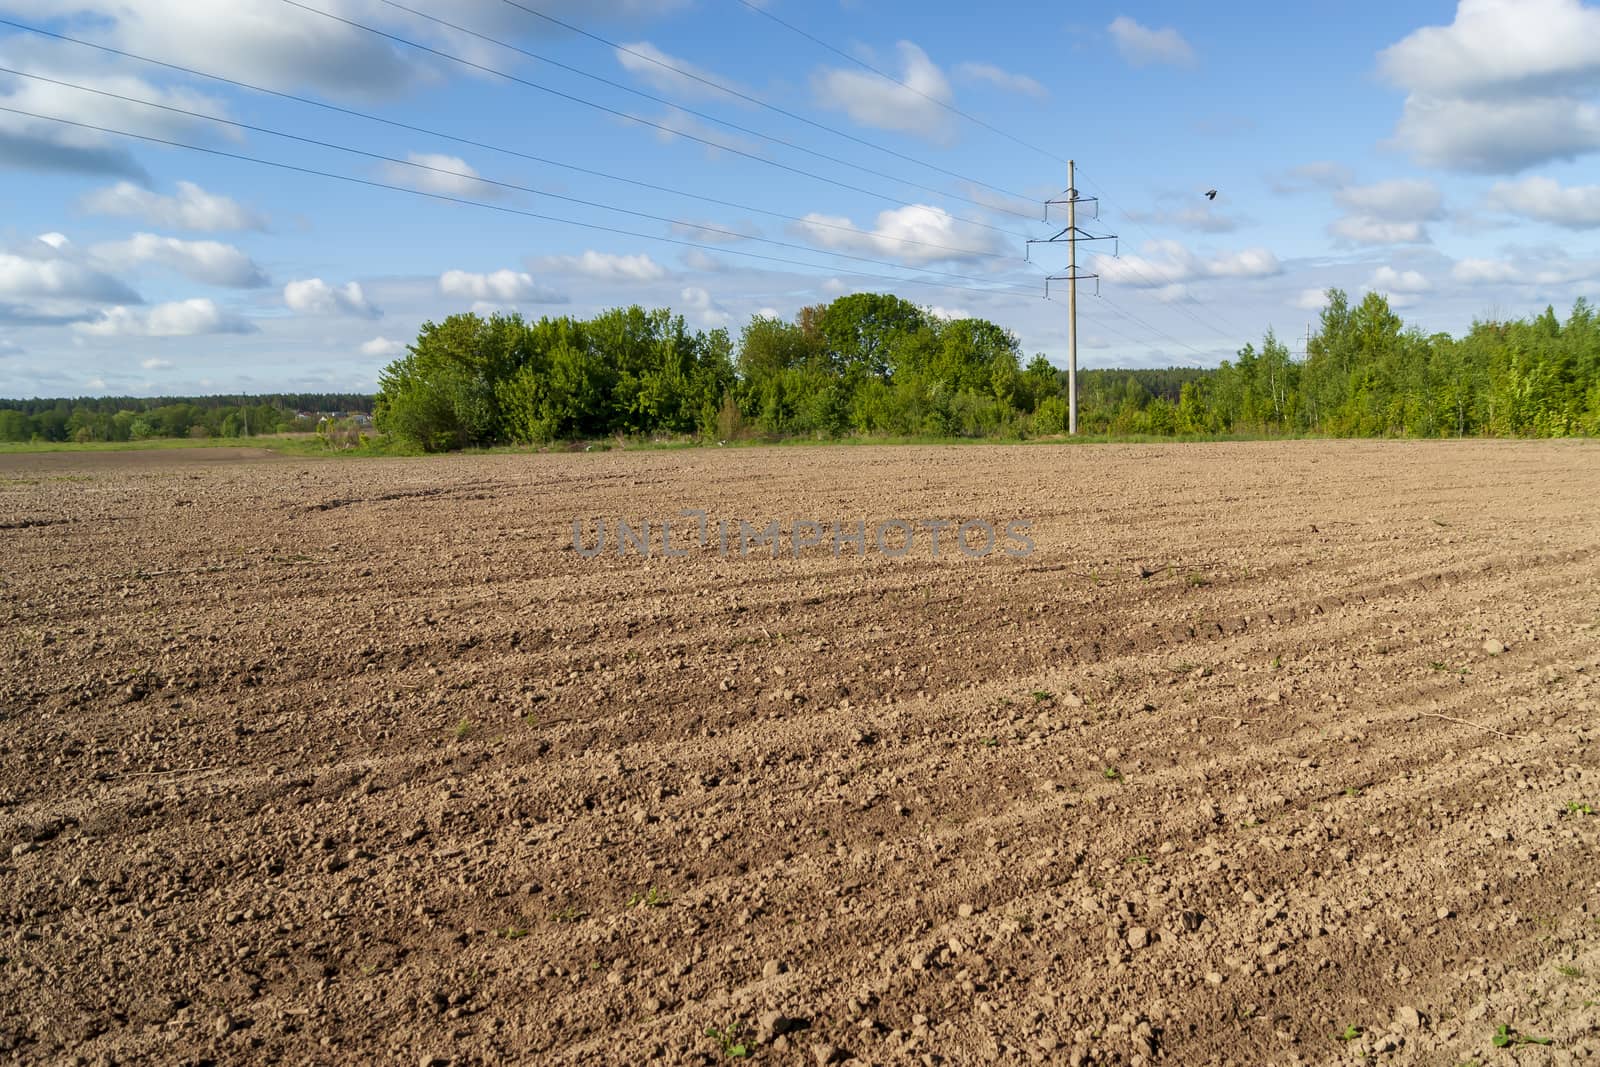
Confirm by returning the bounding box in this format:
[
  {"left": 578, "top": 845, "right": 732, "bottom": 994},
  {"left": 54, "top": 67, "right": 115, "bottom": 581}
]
[
  {"left": 7, "top": 290, "right": 1595, "bottom": 446},
  {"left": 0, "top": 394, "right": 374, "bottom": 444},
  {"left": 372, "top": 290, "right": 1600, "bottom": 449}
]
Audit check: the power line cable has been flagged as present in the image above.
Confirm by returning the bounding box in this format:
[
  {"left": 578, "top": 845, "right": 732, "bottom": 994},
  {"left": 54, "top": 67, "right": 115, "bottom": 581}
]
[
  {"left": 0, "top": 104, "right": 1036, "bottom": 300},
  {"left": 439, "top": 0, "right": 1038, "bottom": 206},
  {"left": 275, "top": 0, "right": 1036, "bottom": 232},
  {"left": 0, "top": 17, "right": 1012, "bottom": 264},
  {"left": 733, "top": 0, "right": 1069, "bottom": 166},
  {"left": 1, "top": 68, "right": 1042, "bottom": 292}
]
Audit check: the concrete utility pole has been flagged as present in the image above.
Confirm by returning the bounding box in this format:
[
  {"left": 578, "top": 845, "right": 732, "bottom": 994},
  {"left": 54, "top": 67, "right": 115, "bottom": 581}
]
[
  {"left": 1067, "top": 159, "right": 1078, "bottom": 435},
  {"left": 1027, "top": 164, "right": 1114, "bottom": 435}
]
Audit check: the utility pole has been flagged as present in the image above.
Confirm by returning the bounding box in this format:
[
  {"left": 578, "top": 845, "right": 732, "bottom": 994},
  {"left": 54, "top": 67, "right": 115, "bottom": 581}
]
[
  {"left": 1027, "top": 162, "right": 1115, "bottom": 435},
  {"left": 1067, "top": 160, "right": 1078, "bottom": 435}
]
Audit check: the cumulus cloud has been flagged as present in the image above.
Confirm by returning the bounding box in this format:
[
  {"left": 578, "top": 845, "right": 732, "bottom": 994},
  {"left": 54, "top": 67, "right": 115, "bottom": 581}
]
[
  {"left": 81, "top": 181, "right": 267, "bottom": 231},
  {"left": 141, "top": 357, "right": 172, "bottom": 370},
  {"left": 1369, "top": 266, "right": 1433, "bottom": 292},
  {"left": 1329, "top": 216, "right": 1429, "bottom": 246},
  {"left": 438, "top": 269, "right": 566, "bottom": 303},
  {"left": 1094, "top": 240, "right": 1281, "bottom": 287},
  {"left": 0, "top": 249, "right": 141, "bottom": 305},
  {"left": 790, "top": 203, "right": 1011, "bottom": 266},
  {"left": 1334, "top": 179, "right": 1444, "bottom": 221},
  {"left": 359, "top": 336, "right": 407, "bottom": 358},
  {"left": 0, "top": 47, "right": 238, "bottom": 178},
  {"left": 813, "top": 42, "right": 957, "bottom": 144},
  {"left": 283, "top": 278, "right": 380, "bottom": 317},
  {"left": 638, "top": 107, "right": 764, "bottom": 156},
  {"left": 91, "top": 234, "right": 269, "bottom": 288},
  {"left": 1452, "top": 257, "right": 1522, "bottom": 283},
  {"left": 954, "top": 62, "right": 1048, "bottom": 99},
  {"left": 0, "top": 129, "right": 147, "bottom": 180},
  {"left": 679, "top": 249, "right": 729, "bottom": 272},
  {"left": 1378, "top": 0, "right": 1600, "bottom": 172},
  {"left": 679, "top": 285, "right": 730, "bottom": 327},
  {"left": 533, "top": 250, "right": 667, "bottom": 282},
  {"left": 1449, "top": 248, "right": 1600, "bottom": 286},
  {"left": 1295, "top": 288, "right": 1332, "bottom": 311},
  {"left": 75, "top": 298, "right": 256, "bottom": 337},
  {"left": 1107, "top": 16, "right": 1196, "bottom": 68},
  {"left": 1378, "top": 0, "right": 1600, "bottom": 97},
  {"left": 379, "top": 153, "right": 500, "bottom": 197},
  {"left": 1487, "top": 175, "right": 1600, "bottom": 228},
  {"left": 614, "top": 41, "right": 750, "bottom": 102}
]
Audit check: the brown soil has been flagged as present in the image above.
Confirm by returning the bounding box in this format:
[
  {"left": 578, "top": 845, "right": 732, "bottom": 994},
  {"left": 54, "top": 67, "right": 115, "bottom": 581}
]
[{"left": 2, "top": 440, "right": 1597, "bottom": 1066}]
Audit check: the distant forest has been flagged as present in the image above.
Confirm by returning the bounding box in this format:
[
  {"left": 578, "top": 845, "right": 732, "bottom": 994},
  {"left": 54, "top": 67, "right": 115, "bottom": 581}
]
[
  {"left": 0, "top": 394, "right": 374, "bottom": 443},
  {"left": 372, "top": 289, "right": 1600, "bottom": 450},
  {"left": 5, "top": 289, "right": 1597, "bottom": 447}
]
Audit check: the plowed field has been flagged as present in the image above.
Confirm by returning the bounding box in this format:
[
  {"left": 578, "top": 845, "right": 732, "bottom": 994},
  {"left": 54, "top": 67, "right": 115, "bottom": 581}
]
[{"left": 2, "top": 441, "right": 1598, "bottom": 1065}]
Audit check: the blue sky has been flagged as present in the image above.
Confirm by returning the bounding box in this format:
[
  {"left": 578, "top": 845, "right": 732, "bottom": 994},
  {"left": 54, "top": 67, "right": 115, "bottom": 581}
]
[{"left": 2, "top": 0, "right": 1599, "bottom": 397}]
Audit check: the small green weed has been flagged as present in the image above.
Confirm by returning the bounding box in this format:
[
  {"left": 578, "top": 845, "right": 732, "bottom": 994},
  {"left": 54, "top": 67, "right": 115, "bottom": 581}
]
[
  {"left": 706, "top": 1022, "right": 754, "bottom": 1059},
  {"left": 1493, "top": 1024, "right": 1552, "bottom": 1048},
  {"left": 627, "top": 886, "right": 670, "bottom": 909}
]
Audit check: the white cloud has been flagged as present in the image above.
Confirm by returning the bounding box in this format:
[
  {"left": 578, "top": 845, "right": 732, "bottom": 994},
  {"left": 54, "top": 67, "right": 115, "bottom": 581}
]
[
  {"left": 954, "top": 62, "right": 1047, "bottom": 99},
  {"left": 791, "top": 203, "right": 1011, "bottom": 266},
  {"left": 533, "top": 251, "right": 667, "bottom": 282},
  {"left": 0, "top": 54, "right": 237, "bottom": 178},
  {"left": 438, "top": 269, "right": 566, "bottom": 303},
  {"left": 680, "top": 285, "right": 730, "bottom": 327},
  {"left": 75, "top": 298, "right": 255, "bottom": 337},
  {"left": 1334, "top": 179, "right": 1444, "bottom": 221},
  {"left": 91, "top": 234, "right": 269, "bottom": 288},
  {"left": 1295, "top": 288, "right": 1331, "bottom": 311},
  {"left": 615, "top": 41, "right": 749, "bottom": 101},
  {"left": 680, "top": 249, "right": 729, "bottom": 272},
  {"left": 1390, "top": 95, "right": 1600, "bottom": 172},
  {"left": 283, "top": 278, "right": 380, "bottom": 318},
  {"left": 1378, "top": 0, "right": 1600, "bottom": 97},
  {"left": 36, "top": 233, "right": 71, "bottom": 250},
  {"left": 1094, "top": 240, "right": 1281, "bottom": 287},
  {"left": 1487, "top": 175, "right": 1600, "bottom": 228},
  {"left": 20, "top": 0, "right": 426, "bottom": 102},
  {"left": 1452, "top": 257, "right": 1522, "bottom": 283},
  {"left": 80, "top": 181, "right": 267, "bottom": 231},
  {"left": 813, "top": 42, "right": 956, "bottom": 144},
  {"left": 1329, "top": 216, "right": 1429, "bottom": 246},
  {"left": 1369, "top": 266, "right": 1433, "bottom": 293},
  {"left": 1107, "top": 16, "right": 1196, "bottom": 68},
  {"left": 141, "top": 357, "right": 172, "bottom": 370},
  {"left": 359, "top": 336, "right": 407, "bottom": 358},
  {"left": 926, "top": 305, "right": 973, "bottom": 321},
  {"left": 0, "top": 250, "right": 141, "bottom": 304},
  {"left": 379, "top": 153, "right": 499, "bottom": 197},
  {"left": 1378, "top": 0, "right": 1600, "bottom": 172}
]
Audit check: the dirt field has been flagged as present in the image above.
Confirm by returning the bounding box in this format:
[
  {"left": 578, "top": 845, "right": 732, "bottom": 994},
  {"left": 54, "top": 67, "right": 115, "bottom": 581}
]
[{"left": 2, "top": 440, "right": 1598, "bottom": 1066}]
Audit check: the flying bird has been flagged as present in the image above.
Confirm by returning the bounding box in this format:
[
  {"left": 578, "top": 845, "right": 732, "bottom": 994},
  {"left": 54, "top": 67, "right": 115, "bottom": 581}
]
[{"left": 1204, "top": 189, "right": 1218, "bottom": 201}]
